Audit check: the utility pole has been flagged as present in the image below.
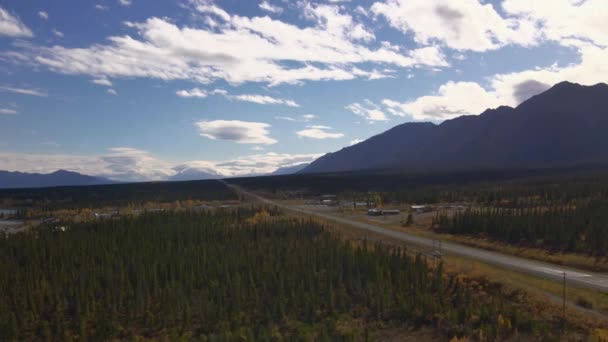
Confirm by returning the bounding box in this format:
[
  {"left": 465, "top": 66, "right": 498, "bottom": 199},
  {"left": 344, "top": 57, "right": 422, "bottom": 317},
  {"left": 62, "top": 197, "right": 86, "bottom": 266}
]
[
  {"left": 431, "top": 240, "right": 442, "bottom": 267},
  {"left": 562, "top": 271, "right": 566, "bottom": 329}
]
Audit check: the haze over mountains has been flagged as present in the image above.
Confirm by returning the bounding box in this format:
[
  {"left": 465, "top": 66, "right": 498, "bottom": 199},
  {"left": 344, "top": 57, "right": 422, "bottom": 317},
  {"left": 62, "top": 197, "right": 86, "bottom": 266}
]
[
  {"left": 0, "top": 164, "right": 313, "bottom": 189},
  {"left": 302, "top": 82, "right": 608, "bottom": 174}
]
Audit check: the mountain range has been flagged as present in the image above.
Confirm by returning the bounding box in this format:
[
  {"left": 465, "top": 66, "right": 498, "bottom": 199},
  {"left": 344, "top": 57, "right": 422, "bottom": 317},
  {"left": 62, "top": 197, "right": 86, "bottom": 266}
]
[
  {"left": 3, "top": 82, "right": 607, "bottom": 188},
  {"left": 0, "top": 164, "right": 313, "bottom": 189},
  {"left": 0, "top": 170, "right": 115, "bottom": 189},
  {"left": 302, "top": 82, "right": 608, "bottom": 174}
]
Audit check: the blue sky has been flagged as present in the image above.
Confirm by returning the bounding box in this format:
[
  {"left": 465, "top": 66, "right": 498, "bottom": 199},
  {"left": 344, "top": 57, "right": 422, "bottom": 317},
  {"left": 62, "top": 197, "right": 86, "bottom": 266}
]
[{"left": 0, "top": 0, "right": 606, "bottom": 181}]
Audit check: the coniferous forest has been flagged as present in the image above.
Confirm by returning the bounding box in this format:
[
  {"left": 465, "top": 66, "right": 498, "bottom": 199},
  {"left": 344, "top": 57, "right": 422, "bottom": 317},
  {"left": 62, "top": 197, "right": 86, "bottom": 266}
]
[
  {"left": 0, "top": 209, "right": 558, "bottom": 340},
  {"left": 434, "top": 199, "right": 608, "bottom": 255}
]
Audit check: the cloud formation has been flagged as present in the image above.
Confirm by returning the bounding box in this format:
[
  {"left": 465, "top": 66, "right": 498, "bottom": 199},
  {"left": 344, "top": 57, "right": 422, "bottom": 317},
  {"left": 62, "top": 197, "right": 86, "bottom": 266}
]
[
  {"left": 0, "top": 148, "right": 321, "bottom": 181},
  {"left": 177, "top": 87, "right": 299, "bottom": 106},
  {"left": 381, "top": 81, "right": 500, "bottom": 121},
  {"left": 375, "top": 0, "right": 608, "bottom": 121},
  {"left": 371, "top": 0, "right": 539, "bottom": 51},
  {"left": 196, "top": 120, "right": 278, "bottom": 145},
  {"left": 296, "top": 125, "right": 344, "bottom": 139},
  {"left": 274, "top": 114, "right": 315, "bottom": 122},
  {"left": 38, "top": 11, "right": 49, "bottom": 20},
  {"left": 259, "top": 1, "right": 283, "bottom": 14},
  {"left": 91, "top": 78, "right": 113, "bottom": 87},
  {"left": 0, "top": 108, "right": 18, "bottom": 115},
  {"left": 23, "top": 1, "right": 448, "bottom": 87},
  {"left": 382, "top": 42, "right": 608, "bottom": 121},
  {"left": 0, "top": 6, "right": 33, "bottom": 37},
  {"left": 345, "top": 100, "right": 388, "bottom": 122},
  {"left": 0, "top": 85, "right": 47, "bottom": 97}
]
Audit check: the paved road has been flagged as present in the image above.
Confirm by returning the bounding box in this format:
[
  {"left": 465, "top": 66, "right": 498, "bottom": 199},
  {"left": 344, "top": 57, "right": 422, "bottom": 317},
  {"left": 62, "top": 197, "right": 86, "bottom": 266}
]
[{"left": 224, "top": 181, "right": 608, "bottom": 293}]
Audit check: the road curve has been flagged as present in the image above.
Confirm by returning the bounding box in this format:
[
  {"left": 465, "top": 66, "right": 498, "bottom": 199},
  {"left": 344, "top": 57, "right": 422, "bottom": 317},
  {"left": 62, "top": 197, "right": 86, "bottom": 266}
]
[{"left": 224, "top": 181, "right": 608, "bottom": 293}]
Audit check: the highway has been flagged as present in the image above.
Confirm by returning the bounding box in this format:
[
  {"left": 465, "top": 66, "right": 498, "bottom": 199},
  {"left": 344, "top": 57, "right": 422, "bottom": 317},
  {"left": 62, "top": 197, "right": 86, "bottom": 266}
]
[{"left": 224, "top": 181, "right": 608, "bottom": 293}]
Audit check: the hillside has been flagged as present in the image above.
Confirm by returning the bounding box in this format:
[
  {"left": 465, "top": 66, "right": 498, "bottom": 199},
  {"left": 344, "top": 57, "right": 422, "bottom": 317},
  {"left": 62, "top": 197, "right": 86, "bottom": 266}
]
[
  {"left": 302, "top": 82, "right": 608, "bottom": 174},
  {"left": 0, "top": 170, "right": 114, "bottom": 189}
]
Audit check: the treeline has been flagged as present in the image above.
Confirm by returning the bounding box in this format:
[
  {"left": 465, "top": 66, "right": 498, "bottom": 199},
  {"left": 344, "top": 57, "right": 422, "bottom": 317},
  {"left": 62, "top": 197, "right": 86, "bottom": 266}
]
[
  {"left": 0, "top": 179, "right": 236, "bottom": 210},
  {"left": 230, "top": 165, "right": 608, "bottom": 207},
  {"left": 0, "top": 210, "right": 555, "bottom": 340},
  {"left": 434, "top": 199, "right": 608, "bottom": 255}
]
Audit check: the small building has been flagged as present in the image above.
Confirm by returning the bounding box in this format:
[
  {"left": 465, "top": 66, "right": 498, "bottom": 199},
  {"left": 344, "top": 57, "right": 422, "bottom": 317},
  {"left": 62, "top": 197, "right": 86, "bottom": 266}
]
[
  {"left": 320, "top": 194, "right": 338, "bottom": 206},
  {"left": 368, "top": 208, "right": 383, "bottom": 216},
  {"left": 411, "top": 205, "right": 432, "bottom": 214},
  {"left": 41, "top": 217, "right": 59, "bottom": 225},
  {"left": 93, "top": 211, "right": 119, "bottom": 220},
  {"left": 368, "top": 208, "right": 400, "bottom": 216}
]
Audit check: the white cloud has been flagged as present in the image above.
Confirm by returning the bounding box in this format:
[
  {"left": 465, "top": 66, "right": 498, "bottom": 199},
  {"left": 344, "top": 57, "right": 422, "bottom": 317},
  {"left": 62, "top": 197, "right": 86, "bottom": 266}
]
[
  {"left": 502, "top": 0, "right": 608, "bottom": 47},
  {"left": 0, "top": 85, "right": 47, "bottom": 97},
  {"left": 107, "top": 88, "right": 118, "bottom": 95},
  {"left": 98, "top": 147, "right": 174, "bottom": 181},
  {"left": 95, "top": 4, "right": 109, "bottom": 11},
  {"left": 296, "top": 125, "right": 344, "bottom": 139},
  {"left": 118, "top": 0, "right": 133, "bottom": 6},
  {"left": 0, "top": 108, "right": 18, "bottom": 115},
  {"left": 275, "top": 114, "right": 316, "bottom": 122},
  {"left": 196, "top": 120, "right": 277, "bottom": 145},
  {"left": 192, "top": 152, "right": 322, "bottom": 176},
  {"left": 53, "top": 30, "right": 64, "bottom": 38},
  {"left": 372, "top": 0, "right": 608, "bottom": 122},
  {"left": 0, "top": 148, "right": 322, "bottom": 181},
  {"left": 38, "top": 11, "right": 49, "bottom": 20},
  {"left": 23, "top": 2, "right": 447, "bottom": 87},
  {"left": 0, "top": 6, "right": 33, "bottom": 37},
  {"left": 177, "top": 87, "right": 299, "bottom": 106},
  {"left": 381, "top": 81, "right": 500, "bottom": 121},
  {"left": 383, "top": 40, "right": 608, "bottom": 122},
  {"left": 349, "top": 139, "right": 362, "bottom": 145},
  {"left": 176, "top": 87, "right": 209, "bottom": 98},
  {"left": 345, "top": 99, "right": 389, "bottom": 122},
  {"left": 274, "top": 116, "right": 296, "bottom": 122},
  {"left": 0, "top": 148, "right": 174, "bottom": 182},
  {"left": 230, "top": 94, "right": 299, "bottom": 107},
  {"left": 371, "top": 0, "right": 539, "bottom": 52},
  {"left": 91, "top": 78, "right": 113, "bottom": 87},
  {"left": 301, "top": 114, "right": 315, "bottom": 122},
  {"left": 259, "top": 1, "right": 283, "bottom": 14}
]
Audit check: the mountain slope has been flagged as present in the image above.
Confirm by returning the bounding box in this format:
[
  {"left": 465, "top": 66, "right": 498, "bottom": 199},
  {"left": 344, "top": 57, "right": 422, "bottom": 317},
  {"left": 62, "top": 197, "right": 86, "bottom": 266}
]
[
  {"left": 0, "top": 170, "right": 115, "bottom": 189},
  {"left": 302, "top": 82, "right": 608, "bottom": 174},
  {"left": 270, "top": 163, "right": 310, "bottom": 175}
]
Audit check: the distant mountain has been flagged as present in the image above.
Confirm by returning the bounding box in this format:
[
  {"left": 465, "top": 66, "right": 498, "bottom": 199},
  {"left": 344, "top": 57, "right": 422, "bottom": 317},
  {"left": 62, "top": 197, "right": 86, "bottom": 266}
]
[
  {"left": 302, "top": 82, "right": 608, "bottom": 174},
  {"left": 168, "top": 167, "right": 222, "bottom": 182},
  {"left": 0, "top": 170, "right": 115, "bottom": 189},
  {"left": 270, "top": 163, "right": 310, "bottom": 175}
]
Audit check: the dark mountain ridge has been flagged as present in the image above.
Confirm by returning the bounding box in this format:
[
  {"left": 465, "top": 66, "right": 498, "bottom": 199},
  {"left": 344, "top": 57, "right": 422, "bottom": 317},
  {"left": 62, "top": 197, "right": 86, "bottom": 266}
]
[
  {"left": 302, "top": 82, "right": 608, "bottom": 174},
  {"left": 0, "top": 170, "right": 115, "bottom": 189}
]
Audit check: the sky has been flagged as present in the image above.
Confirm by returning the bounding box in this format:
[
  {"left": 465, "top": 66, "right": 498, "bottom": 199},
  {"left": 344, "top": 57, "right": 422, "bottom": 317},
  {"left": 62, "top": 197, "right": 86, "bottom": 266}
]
[{"left": 0, "top": 0, "right": 607, "bottom": 181}]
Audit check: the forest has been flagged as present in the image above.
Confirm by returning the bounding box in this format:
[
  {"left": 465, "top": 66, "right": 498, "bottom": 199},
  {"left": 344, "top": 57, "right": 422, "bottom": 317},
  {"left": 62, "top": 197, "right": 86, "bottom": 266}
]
[
  {"left": 433, "top": 198, "right": 608, "bottom": 255},
  {"left": 230, "top": 164, "right": 608, "bottom": 206},
  {"left": 0, "top": 179, "right": 236, "bottom": 210},
  {"left": 0, "top": 209, "right": 561, "bottom": 340}
]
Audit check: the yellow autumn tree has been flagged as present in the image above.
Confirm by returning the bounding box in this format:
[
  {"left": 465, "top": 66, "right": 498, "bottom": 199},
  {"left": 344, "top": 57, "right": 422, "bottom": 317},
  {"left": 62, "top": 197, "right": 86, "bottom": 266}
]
[{"left": 247, "top": 209, "right": 271, "bottom": 225}]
